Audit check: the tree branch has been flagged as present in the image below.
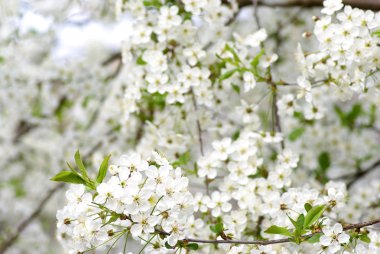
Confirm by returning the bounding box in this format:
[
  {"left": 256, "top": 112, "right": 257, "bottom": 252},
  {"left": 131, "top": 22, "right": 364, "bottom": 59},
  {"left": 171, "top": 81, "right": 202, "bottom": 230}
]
[
  {"left": 0, "top": 183, "right": 64, "bottom": 254},
  {"left": 171, "top": 218, "right": 380, "bottom": 246},
  {"left": 238, "top": 0, "right": 380, "bottom": 10},
  {"left": 346, "top": 159, "right": 380, "bottom": 188}
]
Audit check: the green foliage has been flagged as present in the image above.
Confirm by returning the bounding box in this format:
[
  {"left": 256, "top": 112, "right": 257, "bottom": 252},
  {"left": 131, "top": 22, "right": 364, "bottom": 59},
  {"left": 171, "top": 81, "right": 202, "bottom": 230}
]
[
  {"left": 51, "top": 151, "right": 112, "bottom": 190},
  {"left": 359, "top": 234, "right": 371, "bottom": 243},
  {"left": 50, "top": 171, "right": 87, "bottom": 185},
  {"left": 303, "top": 205, "right": 326, "bottom": 229},
  {"left": 264, "top": 225, "right": 292, "bottom": 237},
  {"left": 136, "top": 54, "right": 147, "bottom": 65},
  {"left": 172, "top": 151, "right": 191, "bottom": 167},
  {"left": 75, "top": 150, "right": 89, "bottom": 180},
  {"left": 304, "top": 203, "right": 312, "bottom": 212},
  {"left": 143, "top": 0, "right": 162, "bottom": 8},
  {"left": 318, "top": 152, "right": 330, "bottom": 171},
  {"left": 219, "top": 68, "right": 238, "bottom": 81},
  {"left": 288, "top": 127, "right": 305, "bottom": 141},
  {"left": 55, "top": 97, "right": 73, "bottom": 122},
  {"left": 315, "top": 152, "right": 330, "bottom": 183},
  {"left": 231, "top": 83, "right": 240, "bottom": 94},
  {"left": 210, "top": 222, "right": 224, "bottom": 235},
  {"left": 372, "top": 29, "right": 380, "bottom": 37},
  {"left": 231, "top": 130, "right": 240, "bottom": 141},
  {"left": 307, "top": 233, "right": 322, "bottom": 243},
  {"left": 96, "top": 154, "right": 111, "bottom": 184},
  {"left": 187, "top": 243, "right": 199, "bottom": 250},
  {"left": 334, "top": 104, "right": 362, "bottom": 130},
  {"left": 264, "top": 204, "right": 326, "bottom": 244},
  {"left": 250, "top": 49, "right": 265, "bottom": 77}
]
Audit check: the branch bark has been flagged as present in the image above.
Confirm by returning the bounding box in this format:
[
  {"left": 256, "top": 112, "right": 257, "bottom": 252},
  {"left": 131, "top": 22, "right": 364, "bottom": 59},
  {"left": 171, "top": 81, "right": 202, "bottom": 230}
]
[
  {"left": 0, "top": 183, "right": 64, "bottom": 254},
  {"left": 238, "top": 0, "right": 380, "bottom": 11},
  {"left": 170, "top": 218, "right": 380, "bottom": 245}
]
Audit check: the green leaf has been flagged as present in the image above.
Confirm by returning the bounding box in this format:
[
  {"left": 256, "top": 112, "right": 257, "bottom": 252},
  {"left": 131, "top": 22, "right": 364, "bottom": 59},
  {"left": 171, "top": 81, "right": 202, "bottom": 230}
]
[
  {"left": 219, "top": 69, "right": 238, "bottom": 81},
  {"left": 143, "top": 0, "right": 162, "bottom": 8},
  {"left": 288, "top": 127, "right": 305, "bottom": 141},
  {"left": 210, "top": 222, "right": 224, "bottom": 235},
  {"left": 264, "top": 225, "right": 292, "bottom": 237},
  {"left": 136, "top": 55, "right": 147, "bottom": 65},
  {"left": 296, "top": 214, "right": 305, "bottom": 230},
  {"left": 232, "top": 130, "right": 240, "bottom": 141},
  {"left": 372, "top": 29, "right": 380, "bottom": 37},
  {"left": 304, "top": 203, "right": 312, "bottom": 212},
  {"left": 75, "top": 150, "right": 88, "bottom": 179},
  {"left": 318, "top": 152, "right": 330, "bottom": 171},
  {"left": 250, "top": 49, "right": 265, "bottom": 76},
  {"left": 224, "top": 44, "right": 241, "bottom": 64},
  {"left": 96, "top": 154, "right": 111, "bottom": 184},
  {"left": 307, "top": 233, "right": 322, "bottom": 243},
  {"left": 304, "top": 205, "right": 326, "bottom": 228},
  {"left": 231, "top": 83, "right": 240, "bottom": 94},
  {"left": 104, "top": 213, "right": 119, "bottom": 226},
  {"left": 359, "top": 234, "right": 371, "bottom": 243},
  {"left": 187, "top": 243, "right": 199, "bottom": 250},
  {"left": 0, "top": 56, "right": 4, "bottom": 64},
  {"left": 368, "top": 104, "right": 376, "bottom": 126},
  {"left": 50, "top": 171, "right": 87, "bottom": 185}
]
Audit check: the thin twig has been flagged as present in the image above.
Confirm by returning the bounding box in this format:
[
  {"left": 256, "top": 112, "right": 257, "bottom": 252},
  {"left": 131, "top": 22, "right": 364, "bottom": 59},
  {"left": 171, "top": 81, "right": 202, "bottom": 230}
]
[
  {"left": 336, "top": 159, "right": 380, "bottom": 189},
  {"left": 190, "top": 89, "right": 209, "bottom": 195},
  {"left": 0, "top": 183, "right": 64, "bottom": 254},
  {"left": 154, "top": 218, "right": 380, "bottom": 246}
]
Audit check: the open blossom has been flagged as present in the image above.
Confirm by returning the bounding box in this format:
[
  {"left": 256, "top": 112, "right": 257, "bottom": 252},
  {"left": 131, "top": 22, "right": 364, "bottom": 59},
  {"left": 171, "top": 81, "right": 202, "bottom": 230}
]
[
  {"left": 320, "top": 223, "right": 350, "bottom": 253},
  {"left": 322, "top": 0, "right": 344, "bottom": 15}
]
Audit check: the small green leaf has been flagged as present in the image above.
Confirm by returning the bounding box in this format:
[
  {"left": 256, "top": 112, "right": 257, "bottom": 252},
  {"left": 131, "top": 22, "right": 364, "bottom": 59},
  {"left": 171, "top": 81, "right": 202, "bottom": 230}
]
[
  {"left": 220, "top": 69, "right": 238, "bottom": 81},
  {"left": 143, "top": 0, "right": 162, "bottom": 8},
  {"left": 296, "top": 214, "right": 305, "bottom": 230},
  {"left": 50, "top": 171, "right": 87, "bottom": 185},
  {"left": 304, "top": 205, "right": 326, "bottom": 228},
  {"left": 96, "top": 154, "right": 111, "bottom": 184},
  {"left": 318, "top": 152, "right": 330, "bottom": 171},
  {"left": 210, "top": 222, "right": 224, "bottom": 235},
  {"left": 264, "top": 225, "right": 292, "bottom": 237},
  {"left": 232, "top": 130, "right": 240, "bottom": 141},
  {"left": 187, "top": 243, "right": 199, "bottom": 250},
  {"left": 359, "top": 234, "right": 371, "bottom": 243},
  {"left": 104, "top": 213, "right": 119, "bottom": 226},
  {"left": 136, "top": 55, "right": 147, "bottom": 65},
  {"left": 231, "top": 83, "right": 240, "bottom": 94},
  {"left": 224, "top": 44, "right": 241, "bottom": 64},
  {"left": 372, "top": 29, "right": 380, "bottom": 37},
  {"left": 307, "top": 233, "right": 322, "bottom": 243},
  {"left": 288, "top": 127, "right": 305, "bottom": 141},
  {"left": 75, "top": 150, "right": 88, "bottom": 179},
  {"left": 250, "top": 49, "right": 265, "bottom": 76},
  {"left": 304, "top": 203, "right": 312, "bottom": 212}
]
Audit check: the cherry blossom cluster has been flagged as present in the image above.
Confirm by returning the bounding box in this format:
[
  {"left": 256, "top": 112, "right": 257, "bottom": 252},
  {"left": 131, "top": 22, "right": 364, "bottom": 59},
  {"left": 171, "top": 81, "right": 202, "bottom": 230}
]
[
  {"left": 56, "top": 151, "right": 194, "bottom": 253},
  {"left": 297, "top": 0, "right": 380, "bottom": 106}
]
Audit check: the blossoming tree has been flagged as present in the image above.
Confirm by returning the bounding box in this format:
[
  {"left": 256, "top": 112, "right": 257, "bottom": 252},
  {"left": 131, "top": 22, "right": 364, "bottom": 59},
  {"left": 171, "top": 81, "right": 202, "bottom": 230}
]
[{"left": 2, "top": 0, "right": 380, "bottom": 253}]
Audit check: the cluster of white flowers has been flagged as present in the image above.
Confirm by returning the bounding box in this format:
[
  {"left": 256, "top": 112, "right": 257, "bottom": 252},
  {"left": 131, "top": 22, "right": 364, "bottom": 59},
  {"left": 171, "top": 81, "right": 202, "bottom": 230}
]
[
  {"left": 2, "top": 0, "right": 380, "bottom": 253},
  {"left": 297, "top": 0, "right": 380, "bottom": 105},
  {"left": 57, "top": 152, "right": 194, "bottom": 253}
]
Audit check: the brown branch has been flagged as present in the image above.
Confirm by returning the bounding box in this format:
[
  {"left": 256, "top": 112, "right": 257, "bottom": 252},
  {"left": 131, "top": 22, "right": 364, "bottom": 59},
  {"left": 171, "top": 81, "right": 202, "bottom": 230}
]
[
  {"left": 0, "top": 183, "right": 65, "bottom": 254},
  {"left": 154, "top": 218, "right": 380, "bottom": 246},
  {"left": 346, "top": 159, "right": 380, "bottom": 188},
  {"left": 0, "top": 138, "right": 109, "bottom": 254},
  {"left": 238, "top": 0, "right": 380, "bottom": 10},
  {"left": 156, "top": 219, "right": 380, "bottom": 245}
]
